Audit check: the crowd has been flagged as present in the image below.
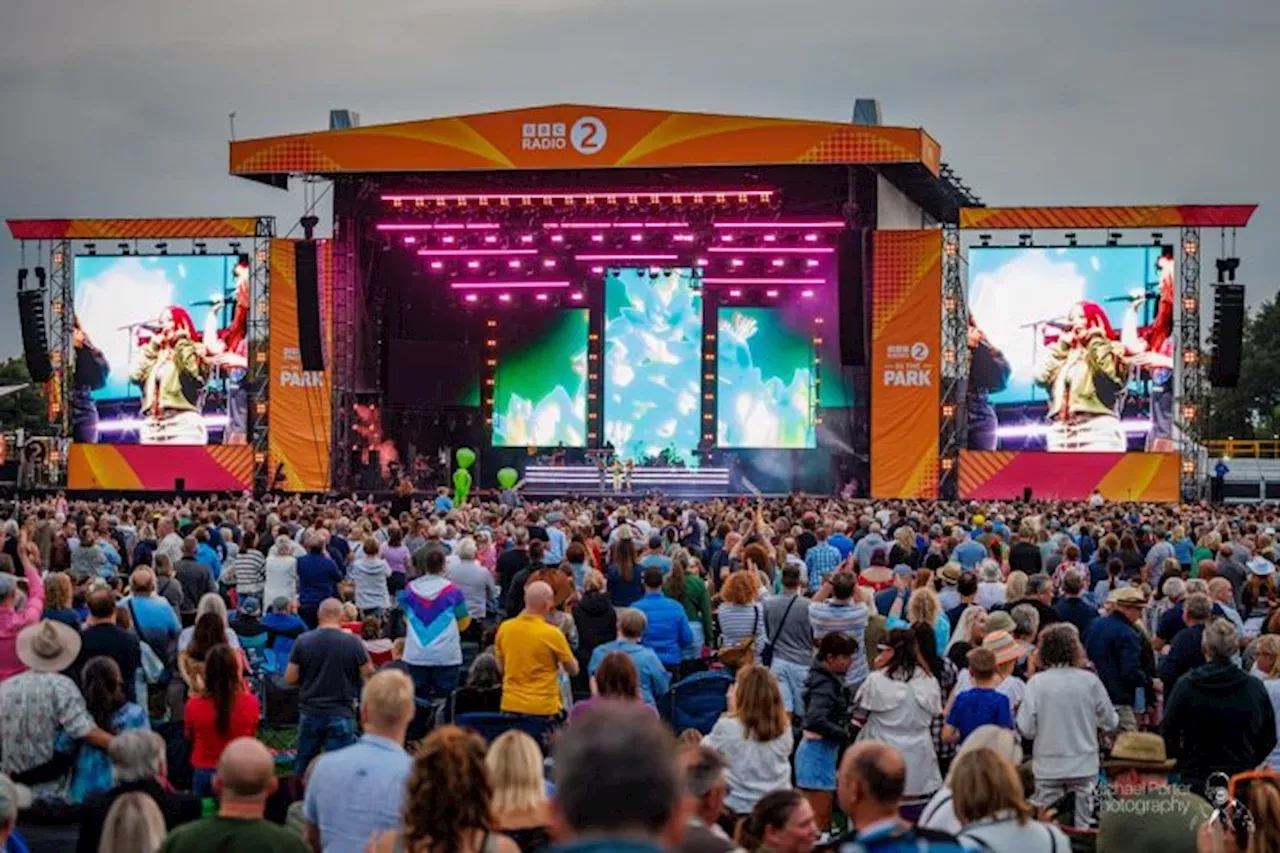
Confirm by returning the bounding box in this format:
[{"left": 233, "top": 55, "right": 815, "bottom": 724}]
[{"left": 0, "top": 491, "right": 1277, "bottom": 853}]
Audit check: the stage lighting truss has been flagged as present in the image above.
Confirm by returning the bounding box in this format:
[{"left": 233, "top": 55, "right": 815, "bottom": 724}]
[
  {"left": 939, "top": 225, "right": 967, "bottom": 498},
  {"left": 247, "top": 216, "right": 276, "bottom": 491},
  {"left": 1178, "top": 226, "right": 1203, "bottom": 499},
  {"left": 382, "top": 189, "right": 776, "bottom": 208}
]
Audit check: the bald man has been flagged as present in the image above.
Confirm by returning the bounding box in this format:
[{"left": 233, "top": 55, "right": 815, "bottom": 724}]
[
  {"left": 159, "top": 738, "right": 307, "bottom": 852},
  {"left": 494, "top": 581, "right": 579, "bottom": 718},
  {"left": 286, "top": 597, "right": 372, "bottom": 778},
  {"left": 831, "top": 742, "right": 964, "bottom": 852}
]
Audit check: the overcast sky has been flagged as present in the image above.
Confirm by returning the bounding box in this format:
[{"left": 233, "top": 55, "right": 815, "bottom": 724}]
[{"left": 2, "top": 0, "right": 1276, "bottom": 361}]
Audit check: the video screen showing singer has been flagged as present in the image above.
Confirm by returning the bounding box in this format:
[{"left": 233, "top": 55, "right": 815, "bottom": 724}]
[
  {"left": 129, "top": 306, "right": 210, "bottom": 444},
  {"left": 966, "top": 246, "right": 1173, "bottom": 453}
]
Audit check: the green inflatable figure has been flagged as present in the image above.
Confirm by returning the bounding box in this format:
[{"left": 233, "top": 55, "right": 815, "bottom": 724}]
[
  {"left": 497, "top": 467, "right": 518, "bottom": 490},
  {"left": 452, "top": 467, "right": 472, "bottom": 505}
]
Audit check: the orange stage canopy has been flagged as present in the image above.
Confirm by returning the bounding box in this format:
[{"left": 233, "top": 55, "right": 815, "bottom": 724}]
[{"left": 960, "top": 204, "right": 1257, "bottom": 230}]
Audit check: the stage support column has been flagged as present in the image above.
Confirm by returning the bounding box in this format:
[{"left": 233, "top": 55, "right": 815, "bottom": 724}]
[
  {"left": 939, "top": 225, "right": 966, "bottom": 499},
  {"left": 1178, "top": 227, "right": 1203, "bottom": 500}
]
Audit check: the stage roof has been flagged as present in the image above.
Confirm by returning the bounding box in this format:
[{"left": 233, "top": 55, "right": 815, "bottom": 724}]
[{"left": 228, "top": 103, "right": 943, "bottom": 183}]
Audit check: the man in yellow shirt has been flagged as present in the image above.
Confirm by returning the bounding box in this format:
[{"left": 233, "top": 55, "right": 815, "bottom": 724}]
[{"left": 495, "top": 581, "right": 579, "bottom": 716}]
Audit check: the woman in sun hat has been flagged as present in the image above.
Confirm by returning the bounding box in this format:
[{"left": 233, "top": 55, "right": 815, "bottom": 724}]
[{"left": 949, "top": 629, "right": 1027, "bottom": 718}]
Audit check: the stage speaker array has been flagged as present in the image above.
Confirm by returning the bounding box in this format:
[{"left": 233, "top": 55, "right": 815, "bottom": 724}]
[
  {"left": 1209, "top": 283, "right": 1245, "bottom": 388},
  {"left": 838, "top": 228, "right": 868, "bottom": 367},
  {"left": 295, "top": 241, "right": 325, "bottom": 371},
  {"left": 16, "top": 271, "right": 52, "bottom": 383}
]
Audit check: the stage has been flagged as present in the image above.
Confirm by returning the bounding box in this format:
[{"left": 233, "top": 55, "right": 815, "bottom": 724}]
[{"left": 521, "top": 464, "right": 736, "bottom": 498}]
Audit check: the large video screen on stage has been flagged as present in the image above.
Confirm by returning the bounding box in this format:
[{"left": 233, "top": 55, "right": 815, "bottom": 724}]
[
  {"left": 73, "top": 254, "right": 249, "bottom": 445},
  {"left": 966, "top": 246, "right": 1175, "bottom": 452},
  {"left": 717, "top": 307, "right": 816, "bottom": 448},
  {"left": 491, "top": 309, "right": 588, "bottom": 447},
  {"left": 604, "top": 267, "right": 703, "bottom": 462}
]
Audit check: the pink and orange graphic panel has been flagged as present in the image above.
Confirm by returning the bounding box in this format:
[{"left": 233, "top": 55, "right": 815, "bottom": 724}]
[
  {"left": 6, "top": 217, "right": 260, "bottom": 241},
  {"left": 959, "top": 450, "right": 1179, "bottom": 501},
  {"left": 67, "top": 444, "right": 253, "bottom": 491},
  {"left": 960, "top": 205, "right": 1256, "bottom": 230}
]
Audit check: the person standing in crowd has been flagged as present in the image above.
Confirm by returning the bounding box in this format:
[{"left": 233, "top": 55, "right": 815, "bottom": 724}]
[
  {"left": 917, "top": 726, "right": 1023, "bottom": 836},
  {"left": 1157, "top": 591, "right": 1213, "bottom": 698},
  {"left": 949, "top": 748, "right": 1069, "bottom": 853},
  {"left": 588, "top": 609, "right": 669, "bottom": 708},
  {"left": 263, "top": 536, "right": 299, "bottom": 608},
  {"left": 736, "top": 790, "right": 819, "bottom": 853},
  {"left": 184, "top": 645, "right": 259, "bottom": 796},
  {"left": 703, "top": 664, "right": 794, "bottom": 820},
  {"left": 804, "top": 527, "right": 842, "bottom": 595},
  {"left": 348, "top": 537, "right": 392, "bottom": 618},
  {"left": 796, "top": 631, "right": 857, "bottom": 831},
  {"left": 572, "top": 570, "right": 616, "bottom": 686},
  {"left": 0, "top": 533, "right": 45, "bottom": 682},
  {"left": 1084, "top": 586, "right": 1149, "bottom": 732},
  {"left": 121, "top": 568, "right": 182, "bottom": 669},
  {"left": 1016, "top": 623, "right": 1116, "bottom": 828},
  {"left": 158, "top": 738, "right": 307, "bottom": 853},
  {"left": 174, "top": 537, "right": 215, "bottom": 627},
  {"left": 71, "top": 588, "right": 142, "bottom": 703},
  {"left": 810, "top": 571, "right": 871, "bottom": 695},
  {"left": 487, "top": 730, "right": 554, "bottom": 852},
  {"left": 286, "top": 599, "right": 372, "bottom": 777},
  {"left": 633, "top": 566, "right": 693, "bottom": 671},
  {"left": 1161, "top": 617, "right": 1277, "bottom": 794},
  {"left": 664, "top": 550, "right": 713, "bottom": 661},
  {"left": 1094, "top": 732, "right": 1212, "bottom": 853},
  {"left": 304, "top": 670, "right": 415, "bottom": 853},
  {"left": 606, "top": 529, "right": 644, "bottom": 608},
  {"left": 495, "top": 581, "right": 578, "bottom": 720},
  {"left": 833, "top": 741, "right": 966, "bottom": 852},
  {"left": 716, "top": 570, "right": 765, "bottom": 665},
  {"left": 1253, "top": 634, "right": 1280, "bottom": 772},
  {"left": 225, "top": 531, "right": 266, "bottom": 602},
  {"left": 549, "top": 703, "right": 687, "bottom": 853},
  {"left": 1053, "top": 570, "right": 1096, "bottom": 637},
  {"left": 448, "top": 537, "right": 496, "bottom": 642},
  {"left": 763, "top": 564, "right": 814, "bottom": 717},
  {"left": 678, "top": 745, "right": 738, "bottom": 853},
  {"left": 296, "top": 534, "right": 343, "bottom": 630},
  {"left": 943, "top": 648, "right": 1012, "bottom": 745}
]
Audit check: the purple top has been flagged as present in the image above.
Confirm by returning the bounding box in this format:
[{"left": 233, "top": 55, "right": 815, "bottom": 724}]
[{"left": 381, "top": 544, "right": 412, "bottom": 575}]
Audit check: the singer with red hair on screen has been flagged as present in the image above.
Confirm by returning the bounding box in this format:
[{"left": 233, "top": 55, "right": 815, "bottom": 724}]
[
  {"left": 1121, "top": 252, "right": 1176, "bottom": 451},
  {"left": 1035, "top": 300, "right": 1131, "bottom": 452},
  {"left": 129, "top": 305, "right": 211, "bottom": 444}
]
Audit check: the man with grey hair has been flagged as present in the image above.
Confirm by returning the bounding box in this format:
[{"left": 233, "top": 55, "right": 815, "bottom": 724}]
[
  {"left": 77, "top": 730, "right": 202, "bottom": 851},
  {"left": 1053, "top": 570, "right": 1097, "bottom": 637},
  {"left": 1162, "top": 617, "right": 1277, "bottom": 794},
  {"left": 446, "top": 536, "right": 496, "bottom": 637},
  {"left": 1158, "top": 592, "right": 1213, "bottom": 696},
  {"left": 678, "top": 745, "right": 739, "bottom": 853},
  {"left": 1008, "top": 572, "right": 1060, "bottom": 630}
]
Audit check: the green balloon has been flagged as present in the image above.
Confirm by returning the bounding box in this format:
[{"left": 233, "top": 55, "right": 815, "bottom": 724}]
[
  {"left": 455, "top": 447, "right": 476, "bottom": 469},
  {"left": 452, "top": 468, "right": 472, "bottom": 504},
  {"left": 497, "top": 467, "right": 518, "bottom": 490}
]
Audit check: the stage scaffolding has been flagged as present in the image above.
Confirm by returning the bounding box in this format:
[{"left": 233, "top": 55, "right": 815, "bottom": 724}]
[
  {"left": 939, "top": 225, "right": 967, "bottom": 499},
  {"left": 1178, "top": 227, "right": 1203, "bottom": 498},
  {"left": 248, "top": 217, "right": 276, "bottom": 490}
]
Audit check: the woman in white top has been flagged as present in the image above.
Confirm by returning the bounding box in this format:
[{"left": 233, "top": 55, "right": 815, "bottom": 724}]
[
  {"left": 854, "top": 628, "right": 942, "bottom": 798},
  {"left": 918, "top": 725, "right": 1023, "bottom": 835},
  {"left": 702, "top": 664, "right": 794, "bottom": 816},
  {"left": 263, "top": 535, "right": 299, "bottom": 606},
  {"left": 975, "top": 560, "right": 1007, "bottom": 611},
  {"left": 950, "top": 747, "right": 1069, "bottom": 853}
]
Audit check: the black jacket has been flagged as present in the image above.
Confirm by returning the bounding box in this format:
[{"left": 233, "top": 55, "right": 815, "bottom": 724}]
[
  {"left": 801, "top": 664, "right": 852, "bottom": 743},
  {"left": 572, "top": 590, "right": 617, "bottom": 672},
  {"left": 1158, "top": 623, "right": 1204, "bottom": 698},
  {"left": 1009, "top": 541, "right": 1043, "bottom": 575},
  {"left": 1162, "top": 660, "right": 1278, "bottom": 789},
  {"left": 1054, "top": 596, "right": 1097, "bottom": 638}
]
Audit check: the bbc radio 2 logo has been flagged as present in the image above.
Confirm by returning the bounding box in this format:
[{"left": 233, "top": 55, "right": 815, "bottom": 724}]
[
  {"left": 521, "top": 117, "right": 608, "bottom": 155},
  {"left": 883, "top": 341, "right": 932, "bottom": 387}
]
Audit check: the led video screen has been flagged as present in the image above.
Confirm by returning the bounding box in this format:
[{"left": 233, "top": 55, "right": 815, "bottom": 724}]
[
  {"left": 966, "top": 246, "right": 1175, "bottom": 452},
  {"left": 491, "top": 309, "right": 588, "bottom": 447},
  {"left": 604, "top": 268, "right": 703, "bottom": 463},
  {"left": 717, "top": 307, "right": 816, "bottom": 448},
  {"left": 73, "top": 254, "right": 250, "bottom": 445}
]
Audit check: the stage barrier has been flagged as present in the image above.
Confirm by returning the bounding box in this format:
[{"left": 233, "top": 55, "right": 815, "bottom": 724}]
[
  {"left": 268, "top": 238, "right": 332, "bottom": 491},
  {"left": 67, "top": 444, "right": 253, "bottom": 491},
  {"left": 958, "top": 450, "right": 1180, "bottom": 501},
  {"left": 870, "top": 230, "right": 941, "bottom": 498}
]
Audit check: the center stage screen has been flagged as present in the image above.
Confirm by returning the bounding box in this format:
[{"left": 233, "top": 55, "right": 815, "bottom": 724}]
[
  {"left": 717, "top": 307, "right": 816, "bottom": 448},
  {"left": 967, "top": 246, "right": 1175, "bottom": 453},
  {"left": 73, "top": 254, "right": 249, "bottom": 445},
  {"left": 491, "top": 309, "right": 588, "bottom": 447},
  {"left": 604, "top": 268, "right": 703, "bottom": 462}
]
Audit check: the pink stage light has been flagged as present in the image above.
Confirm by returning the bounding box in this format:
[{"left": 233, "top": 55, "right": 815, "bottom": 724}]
[
  {"left": 544, "top": 221, "right": 689, "bottom": 229},
  {"left": 435, "top": 224, "right": 465, "bottom": 230},
  {"left": 766, "top": 289, "right": 779, "bottom": 297},
  {"left": 403, "top": 236, "right": 417, "bottom": 245},
  {"left": 806, "top": 259, "right": 820, "bottom": 268},
  {"left": 570, "top": 292, "right": 585, "bottom": 301},
  {"left": 499, "top": 294, "right": 512, "bottom": 303},
  {"left": 442, "top": 236, "right": 455, "bottom": 244},
  {"left": 630, "top": 234, "right": 643, "bottom": 242},
  {"left": 700, "top": 278, "right": 824, "bottom": 285},
  {"left": 542, "top": 259, "right": 557, "bottom": 268},
  {"left": 728, "top": 289, "right": 742, "bottom": 297},
  {"left": 591, "top": 234, "right": 604, "bottom": 243},
  {"left": 712, "top": 220, "right": 844, "bottom": 229},
  {"left": 720, "top": 234, "right": 735, "bottom": 242},
  {"left": 695, "top": 258, "right": 709, "bottom": 267},
  {"left": 429, "top": 261, "right": 444, "bottom": 270},
  {"left": 730, "top": 259, "right": 745, "bottom": 268},
  {"left": 450, "top": 280, "right": 571, "bottom": 290},
  {"left": 508, "top": 260, "right": 522, "bottom": 269},
  {"left": 674, "top": 234, "right": 695, "bottom": 242},
  {"left": 484, "top": 235, "right": 498, "bottom": 244},
  {"left": 771, "top": 259, "right": 786, "bottom": 267},
  {"left": 575, "top": 254, "right": 679, "bottom": 261},
  {"left": 708, "top": 247, "right": 834, "bottom": 255},
  {"left": 763, "top": 234, "right": 777, "bottom": 242},
  {"left": 535, "top": 293, "right": 550, "bottom": 302},
  {"left": 464, "top": 294, "right": 479, "bottom": 303},
  {"left": 551, "top": 234, "right": 565, "bottom": 243},
  {"left": 591, "top": 266, "right": 604, "bottom": 274},
  {"left": 417, "top": 249, "right": 538, "bottom": 257},
  {"left": 804, "top": 233, "right": 819, "bottom": 242},
  {"left": 376, "top": 222, "right": 500, "bottom": 232},
  {"left": 467, "top": 261, "right": 481, "bottom": 269},
  {"left": 801, "top": 289, "right": 815, "bottom": 298},
  {"left": 383, "top": 190, "right": 774, "bottom": 204},
  {"left": 520, "top": 234, "right": 534, "bottom": 243}
]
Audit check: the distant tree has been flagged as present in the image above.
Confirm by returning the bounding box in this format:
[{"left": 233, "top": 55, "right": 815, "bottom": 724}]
[
  {"left": 1205, "top": 297, "right": 1280, "bottom": 440},
  {"left": 0, "top": 357, "right": 55, "bottom": 434}
]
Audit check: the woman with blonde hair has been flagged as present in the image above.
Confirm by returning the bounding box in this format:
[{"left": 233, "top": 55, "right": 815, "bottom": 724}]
[
  {"left": 97, "top": 790, "right": 167, "bottom": 853},
  {"left": 918, "top": 725, "right": 1023, "bottom": 834},
  {"left": 369, "top": 726, "right": 519, "bottom": 853},
  {"left": 889, "top": 585, "right": 950, "bottom": 656},
  {"left": 486, "top": 730, "right": 552, "bottom": 852},
  {"left": 42, "top": 571, "right": 81, "bottom": 632},
  {"left": 1252, "top": 634, "right": 1280, "bottom": 771},
  {"left": 951, "top": 748, "right": 1068, "bottom": 852},
  {"left": 703, "top": 664, "right": 793, "bottom": 818},
  {"left": 1004, "top": 571, "right": 1028, "bottom": 606},
  {"left": 945, "top": 605, "right": 988, "bottom": 669}
]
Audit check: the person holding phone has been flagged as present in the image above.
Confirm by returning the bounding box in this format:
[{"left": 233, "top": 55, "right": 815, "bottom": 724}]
[{"left": 1035, "top": 301, "right": 1130, "bottom": 452}]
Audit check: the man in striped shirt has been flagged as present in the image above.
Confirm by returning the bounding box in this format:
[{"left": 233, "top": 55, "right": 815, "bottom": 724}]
[
  {"left": 227, "top": 530, "right": 267, "bottom": 600},
  {"left": 810, "top": 571, "right": 870, "bottom": 692}
]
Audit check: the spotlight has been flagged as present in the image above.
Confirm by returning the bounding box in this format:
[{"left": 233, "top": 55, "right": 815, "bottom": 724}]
[
  {"left": 155, "top": 242, "right": 169, "bottom": 255},
  {"left": 979, "top": 234, "right": 991, "bottom": 247},
  {"left": 16, "top": 269, "right": 27, "bottom": 289},
  {"left": 1215, "top": 257, "right": 1240, "bottom": 283},
  {"left": 1107, "top": 232, "right": 1121, "bottom": 246},
  {"left": 118, "top": 242, "right": 131, "bottom": 255},
  {"left": 194, "top": 242, "right": 206, "bottom": 255},
  {"left": 1183, "top": 235, "right": 1198, "bottom": 256},
  {"left": 570, "top": 292, "right": 584, "bottom": 301},
  {"left": 85, "top": 242, "right": 97, "bottom": 256},
  {"left": 1065, "top": 232, "right": 1077, "bottom": 247},
  {"left": 728, "top": 289, "right": 742, "bottom": 297},
  {"left": 766, "top": 289, "right": 779, "bottom": 298},
  {"left": 801, "top": 289, "right": 815, "bottom": 298},
  {"left": 34, "top": 267, "right": 46, "bottom": 287},
  {"left": 1151, "top": 232, "right": 1164, "bottom": 246},
  {"left": 1018, "top": 233, "right": 1032, "bottom": 247}
]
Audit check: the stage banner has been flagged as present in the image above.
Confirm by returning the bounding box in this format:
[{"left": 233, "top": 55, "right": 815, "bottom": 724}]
[
  {"left": 67, "top": 444, "right": 253, "bottom": 491},
  {"left": 959, "top": 450, "right": 1179, "bottom": 501},
  {"left": 871, "top": 230, "right": 941, "bottom": 498},
  {"left": 268, "top": 238, "right": 332, "bottom": 491}
]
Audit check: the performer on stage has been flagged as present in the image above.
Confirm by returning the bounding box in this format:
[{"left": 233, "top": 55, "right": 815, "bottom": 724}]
[
  {"left": 965, "top": 318, "right": 1011, "bottom": 450},
  {"left": 71, "top": 317, "right": 110, "bottom": 443},
  {"left": 130, "top": 306, "right": 209, "bottom": 445},
  {"left": 201, "top": 256, "right": 251, "bottom": 444},
  {"left": 1035, "top": 300, "right": 1130, "bottom": 452},
  {"left": 1121, "top": 252, "right": 1176, "bottom": 452}
]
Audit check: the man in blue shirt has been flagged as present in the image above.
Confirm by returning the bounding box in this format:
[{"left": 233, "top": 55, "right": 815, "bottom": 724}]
[
  {"left": 638, "top": 536, "right": 672, "bottom": 574},
  {"left": 632, "top": 567, "right": 692, "bottom": 669},
  {"left": 296, "top": 535, "right": 344, "bottom": 629},
  {"left": 829, "top": 521, "right": 855, "bottom": 562},
  {"left": 805, "top": 527, "right": 843, "bottom": 595},
  {"left": 433, "top": 487, "right": 453, "bottom": 514},
  {"left": 545, "top": 511, "right": 568, "bottom": 566},
  {"left": 304, "top": 669, "right": 414, "bottom": 853},
  {"left": 833, "top": 742, "right": 966, "bottom": 852},
  {"left": 119, "top": 567, "right": 182, "bottom": 663},
  {"left": 588, "top": 608, "right": 671, "bottom": 706},
  {"left": 193, "top": 526, "right": 223, "bottom": 581},
  {"left": 951, "top": 534, "right": 987, "bottom": 571}
]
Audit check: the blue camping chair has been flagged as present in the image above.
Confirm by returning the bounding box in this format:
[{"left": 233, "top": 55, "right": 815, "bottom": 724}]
[
  {"left": 454, "top": 712, "right": 560, "bottom": 752},
  {"left": 663, "top": 670, "right": 734, "bottom": 735}
]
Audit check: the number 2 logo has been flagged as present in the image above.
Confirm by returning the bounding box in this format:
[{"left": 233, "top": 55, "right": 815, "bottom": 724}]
[{"left": 570, "top": 117, "right": 607, "bottom": 155}]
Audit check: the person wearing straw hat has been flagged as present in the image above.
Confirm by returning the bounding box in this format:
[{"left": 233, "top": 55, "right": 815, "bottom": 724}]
[
  {"left": 0, "top": 621, "right": 114, "bottom": 801},
  {"left": 1095, "top": 732, "right": 1211, "bottom": 853},
  {"left": 1083, "top": 585, "right": 1151, "bottom": 733}
]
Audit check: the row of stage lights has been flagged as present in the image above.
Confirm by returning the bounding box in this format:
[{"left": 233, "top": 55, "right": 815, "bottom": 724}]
[{"left": 975, "top": 230, "right": 1200, "bottom": 256}]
